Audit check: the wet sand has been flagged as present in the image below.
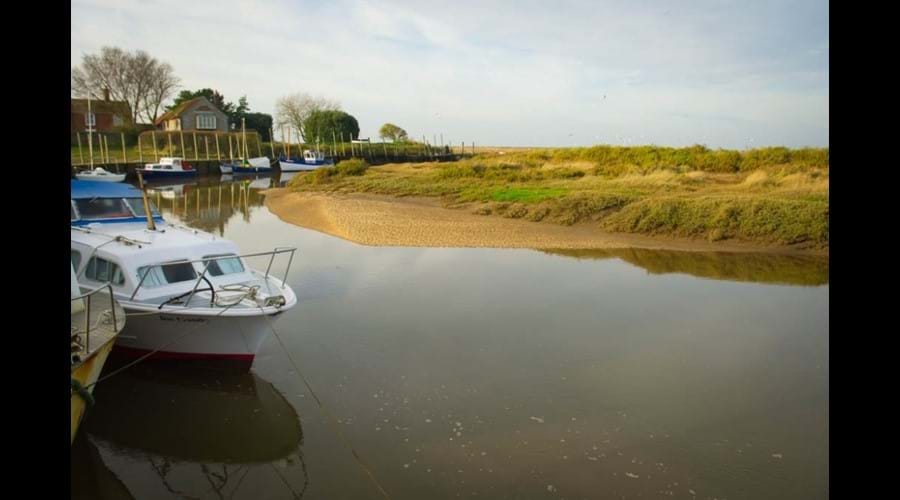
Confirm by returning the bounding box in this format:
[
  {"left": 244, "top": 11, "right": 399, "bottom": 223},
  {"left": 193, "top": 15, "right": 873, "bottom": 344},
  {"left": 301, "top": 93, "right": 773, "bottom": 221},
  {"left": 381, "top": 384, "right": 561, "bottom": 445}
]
[{"left": 264, "top": 189, "right": 825, "bottom": 255}]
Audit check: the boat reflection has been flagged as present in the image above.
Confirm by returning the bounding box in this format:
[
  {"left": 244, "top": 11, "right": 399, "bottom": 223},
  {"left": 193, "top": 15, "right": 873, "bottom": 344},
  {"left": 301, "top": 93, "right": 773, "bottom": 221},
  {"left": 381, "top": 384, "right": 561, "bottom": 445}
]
[{"left": 77, "top": 364, "right": 307, "bottom": 499}]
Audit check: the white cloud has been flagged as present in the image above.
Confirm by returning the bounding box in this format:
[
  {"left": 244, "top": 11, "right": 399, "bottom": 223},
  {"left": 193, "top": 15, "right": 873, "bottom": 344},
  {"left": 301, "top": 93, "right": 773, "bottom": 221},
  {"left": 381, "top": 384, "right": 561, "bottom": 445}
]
[{"left": 71, "top": 0, "right": 829, "bottom": 148}]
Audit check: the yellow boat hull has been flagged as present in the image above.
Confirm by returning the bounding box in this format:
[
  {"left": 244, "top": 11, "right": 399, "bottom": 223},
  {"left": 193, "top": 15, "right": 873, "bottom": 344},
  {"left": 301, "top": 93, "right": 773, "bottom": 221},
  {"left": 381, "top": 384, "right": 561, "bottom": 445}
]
[{"left": 71, "top": 338, "right": 116, "bottom": 444}]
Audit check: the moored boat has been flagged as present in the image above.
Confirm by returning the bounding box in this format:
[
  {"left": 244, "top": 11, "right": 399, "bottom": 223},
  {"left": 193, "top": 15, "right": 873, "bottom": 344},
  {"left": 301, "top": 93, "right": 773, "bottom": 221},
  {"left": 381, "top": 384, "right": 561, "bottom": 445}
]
[
  {"left": 70, "top": 180, "right": 298, "bottom": 371},
  {"left": 75, "top": 167, "right": 126, "bottom": 183},
  {"left": 136, "top": 157, "right": 198, "bottom": 179},
  {"left": 71, "top": 262, "right": 126, "bottom": 444},
  {"left": 278, "top": 150, "right": 334, "bottom": 171}
]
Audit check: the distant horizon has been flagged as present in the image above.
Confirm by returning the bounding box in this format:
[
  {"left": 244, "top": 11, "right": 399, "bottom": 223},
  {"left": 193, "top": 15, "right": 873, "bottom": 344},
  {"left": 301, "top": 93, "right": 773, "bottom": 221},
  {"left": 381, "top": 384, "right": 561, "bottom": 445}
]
[{"left": 72, "top": 0, "right": 828, "bottom": 150}]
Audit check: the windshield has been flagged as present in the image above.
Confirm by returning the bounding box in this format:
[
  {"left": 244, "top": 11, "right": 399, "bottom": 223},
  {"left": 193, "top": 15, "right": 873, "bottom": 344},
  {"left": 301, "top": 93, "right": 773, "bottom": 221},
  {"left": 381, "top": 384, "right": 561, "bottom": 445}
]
[
  {"left": 124, "top": 198, "right": 160, "bottom": 218},
  {"left": 74, "top": 198, "right": 134, "bottom": 219}
]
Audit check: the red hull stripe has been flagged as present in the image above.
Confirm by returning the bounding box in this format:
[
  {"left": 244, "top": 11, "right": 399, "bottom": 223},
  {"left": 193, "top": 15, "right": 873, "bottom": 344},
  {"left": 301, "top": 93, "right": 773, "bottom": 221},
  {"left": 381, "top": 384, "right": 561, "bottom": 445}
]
[{"left": 112, "top": 345, "right": 254, "bottom": 362}]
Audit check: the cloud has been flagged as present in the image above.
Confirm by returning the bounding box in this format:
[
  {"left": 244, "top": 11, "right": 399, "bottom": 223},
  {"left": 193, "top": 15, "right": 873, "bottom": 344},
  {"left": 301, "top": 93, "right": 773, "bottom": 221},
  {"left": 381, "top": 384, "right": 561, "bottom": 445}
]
[{"left": 71, "top": 0, "right": 828, "bottom": 148}]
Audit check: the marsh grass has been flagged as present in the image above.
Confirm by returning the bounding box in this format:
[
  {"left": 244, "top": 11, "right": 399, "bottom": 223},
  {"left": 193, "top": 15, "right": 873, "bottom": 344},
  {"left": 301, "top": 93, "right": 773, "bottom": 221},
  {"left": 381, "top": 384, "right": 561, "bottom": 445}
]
[{"left": 289, "top": 145, "right": 829, "bottom": 247}]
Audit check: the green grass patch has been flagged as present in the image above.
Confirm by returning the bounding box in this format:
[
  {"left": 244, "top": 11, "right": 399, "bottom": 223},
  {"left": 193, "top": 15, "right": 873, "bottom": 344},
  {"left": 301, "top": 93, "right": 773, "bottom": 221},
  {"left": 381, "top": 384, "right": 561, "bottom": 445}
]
[{"left": 488, "top": 187, "right": 569, "bottom": 203}]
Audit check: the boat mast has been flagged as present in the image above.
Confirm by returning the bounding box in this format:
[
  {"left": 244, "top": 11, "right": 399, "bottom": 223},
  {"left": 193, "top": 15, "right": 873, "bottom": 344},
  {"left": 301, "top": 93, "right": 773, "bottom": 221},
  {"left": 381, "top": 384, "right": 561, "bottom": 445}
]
[
  {"left": 135, "top": 170, "right": 157, "bottom": 231},
  {"left": 242, "top": 117, "right": 247, "bottom": 162}
]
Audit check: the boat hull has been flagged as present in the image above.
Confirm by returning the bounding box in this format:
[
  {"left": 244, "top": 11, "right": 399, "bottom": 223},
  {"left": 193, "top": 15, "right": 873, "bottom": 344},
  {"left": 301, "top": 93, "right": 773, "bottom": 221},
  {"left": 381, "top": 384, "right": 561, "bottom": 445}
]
[
  {"left": 135, "top": 169, "right": 198, "bottom": 179},
  {"left": 71, "top": 337, "right": 117, "bottom": 444},
  {"left": 111, "top": 308, "right": 284, "bottom": 371},
  {"left": 278, "top": 159, "right": 334, "bottom": 171},
  {"left": 75, "top": 174, "right": 126, "bottom": 183}
]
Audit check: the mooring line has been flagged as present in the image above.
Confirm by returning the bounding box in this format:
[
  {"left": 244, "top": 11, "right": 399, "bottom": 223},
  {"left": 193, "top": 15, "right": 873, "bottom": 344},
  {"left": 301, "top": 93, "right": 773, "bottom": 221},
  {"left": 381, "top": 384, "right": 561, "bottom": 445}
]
[{"left": 262, "top": 312, "right": 393, "bottom": 500}]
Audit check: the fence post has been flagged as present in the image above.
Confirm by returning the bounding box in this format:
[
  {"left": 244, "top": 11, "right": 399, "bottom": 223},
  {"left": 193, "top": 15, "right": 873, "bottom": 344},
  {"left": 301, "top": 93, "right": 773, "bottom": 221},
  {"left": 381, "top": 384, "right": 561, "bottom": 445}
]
[
  {"left": 205, "top": 136, "right": 210, "bottom": 160},
  {"left": 76, "top": 133, "right": 83, "bottom": 165},
  {"left": 180, "top": 131, "right": 186, "bottom": 158},
  {"left": 152, "top": 131, "right": 159, "bottom": 161},
  {"left": 193, "top": 132, "right": 199, "bottom": 160},
  {"left": 215, "top": 133, "right": 221, "bottom": 160},
  {"left": 138, "top": 134, "right": 143, "bottom": 164},
  {"left": 121, "top": 132, "right": 127, "bottom": 164}
]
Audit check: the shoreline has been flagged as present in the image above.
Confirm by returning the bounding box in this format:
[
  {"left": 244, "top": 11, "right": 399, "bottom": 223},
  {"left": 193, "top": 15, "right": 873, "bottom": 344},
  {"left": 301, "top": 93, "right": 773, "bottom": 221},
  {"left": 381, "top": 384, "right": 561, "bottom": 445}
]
[{"left": 263, "top": 188, "right": 827, "bottom": 256}]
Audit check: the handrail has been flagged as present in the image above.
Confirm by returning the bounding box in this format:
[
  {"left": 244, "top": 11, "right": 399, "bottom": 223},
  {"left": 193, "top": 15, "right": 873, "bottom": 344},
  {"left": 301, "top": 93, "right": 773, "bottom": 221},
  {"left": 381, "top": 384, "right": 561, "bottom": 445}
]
[
  {"left": 72, "top": 283, "right": 118, "bottom": 354},
  {"left": 129, "top": 247, "right": 297, "bottom": 304}
]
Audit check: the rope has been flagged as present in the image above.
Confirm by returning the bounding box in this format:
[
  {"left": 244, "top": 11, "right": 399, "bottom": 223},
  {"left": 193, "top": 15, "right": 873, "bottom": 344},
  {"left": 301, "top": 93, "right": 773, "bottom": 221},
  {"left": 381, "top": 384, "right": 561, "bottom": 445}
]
[
  {"left": 258, "top": 308, "right": 393, "bottom": 500},
  {"left": 71, "top": 378, "right": 95, "bottom": 406}
]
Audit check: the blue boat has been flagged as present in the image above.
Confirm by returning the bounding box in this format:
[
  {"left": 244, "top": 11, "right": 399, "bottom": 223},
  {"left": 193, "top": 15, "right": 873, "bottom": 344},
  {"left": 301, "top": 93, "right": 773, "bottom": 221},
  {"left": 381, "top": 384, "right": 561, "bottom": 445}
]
[
  {"left": 278, "top": 150, "right": 334, "bottom": 171},
  {"left": 70, "top": 180, "right": 164, "bottom": 227},
  {"left": 136, "top": 157, "right": 198, "bottom": 179}
]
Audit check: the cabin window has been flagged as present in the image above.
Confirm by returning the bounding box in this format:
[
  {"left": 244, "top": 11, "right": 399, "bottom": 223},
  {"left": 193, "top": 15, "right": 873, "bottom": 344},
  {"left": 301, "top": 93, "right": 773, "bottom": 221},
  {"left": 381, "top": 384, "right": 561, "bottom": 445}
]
[
  {"left": 74, "top": 198, "right": 134, "bottom": 219},
  {"left": 137, "top": 261, "right": 198, "bottom": 288},
  {"left": 203, "top": 254, "right": 245, "bottom": 276},
  {"left": 196, "top": 114, "right": 217, "bottom": 130},
  {"left": 71, "top": 250, "right": 82, "bottom": 271},
  {"left": 124, "top": 198, "right": 160, "bottom": 218},
  {"left": 85, "top": 113, "right": 96, "bottom": 127},
  {"left": 71, "top": 201, "right": 78, "bottom": 221},
  {"left": 85, "top": 257, "right": 126, "bottom": 286},
  {"left": 113, "top": 115, "right": 123, "bottom": 127}
]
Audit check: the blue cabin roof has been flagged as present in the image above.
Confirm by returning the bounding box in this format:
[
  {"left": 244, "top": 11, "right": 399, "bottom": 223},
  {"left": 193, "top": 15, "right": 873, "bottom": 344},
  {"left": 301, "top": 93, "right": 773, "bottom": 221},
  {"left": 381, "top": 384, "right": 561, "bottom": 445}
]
[{"left": 71, "top": 180, "right": 143, "bottom": 199}]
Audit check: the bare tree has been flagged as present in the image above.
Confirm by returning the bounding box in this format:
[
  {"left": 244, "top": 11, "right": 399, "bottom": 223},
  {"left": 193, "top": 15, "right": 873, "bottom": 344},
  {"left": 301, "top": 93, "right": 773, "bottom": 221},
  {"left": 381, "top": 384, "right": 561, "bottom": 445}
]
[
  {"left": 275, "top": 93, "right": 340, "bottom": 142},
  {"left": 72, "top": 46, "right": 179, "bottom": 124},
  {"left": 142, "top": 62, "right": 180, "bottom": 123}
]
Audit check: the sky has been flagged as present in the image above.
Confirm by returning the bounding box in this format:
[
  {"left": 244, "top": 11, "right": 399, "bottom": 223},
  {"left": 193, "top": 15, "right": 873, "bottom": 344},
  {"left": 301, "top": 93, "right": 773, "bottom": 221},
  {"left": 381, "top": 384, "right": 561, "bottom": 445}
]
[{"left": 71, "top": 0, "right": 828, "bottom": 149}]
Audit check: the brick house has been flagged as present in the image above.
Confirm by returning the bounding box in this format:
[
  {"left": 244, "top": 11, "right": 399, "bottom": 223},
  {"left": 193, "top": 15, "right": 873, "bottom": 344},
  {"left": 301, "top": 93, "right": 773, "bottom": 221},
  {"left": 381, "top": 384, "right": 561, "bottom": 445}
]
[
  {"left": 71, "top": 89, "right": 132, "bottom": 134},
  {"left": 154, "top": 96, "right": 230, "bottom": 132}
]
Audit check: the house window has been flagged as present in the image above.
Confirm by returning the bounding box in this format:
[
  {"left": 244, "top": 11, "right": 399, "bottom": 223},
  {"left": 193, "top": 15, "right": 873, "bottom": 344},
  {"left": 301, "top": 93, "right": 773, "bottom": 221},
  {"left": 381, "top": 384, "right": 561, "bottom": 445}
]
[
  {"left": 85, "top": 257, "right": 126, "bottom": 286},
  {"left": 196, "top": 114, "right": 217, "bottom": 130},
  {"left": 85, "top": 113, "right": 96, "bottom": 127},
  {"left": 113, "top": 115, "right": 124, "bottom": 127}
]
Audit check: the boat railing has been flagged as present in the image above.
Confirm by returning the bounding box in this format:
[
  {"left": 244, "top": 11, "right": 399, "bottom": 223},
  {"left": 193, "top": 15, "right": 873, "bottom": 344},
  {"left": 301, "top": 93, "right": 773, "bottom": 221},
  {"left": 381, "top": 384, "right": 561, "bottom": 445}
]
[
  {"left": 72, "top": 283, "right": 118, "bottom": 354},
  {"left": 129, "top": 247, "right": 298, "bottom": 305}
]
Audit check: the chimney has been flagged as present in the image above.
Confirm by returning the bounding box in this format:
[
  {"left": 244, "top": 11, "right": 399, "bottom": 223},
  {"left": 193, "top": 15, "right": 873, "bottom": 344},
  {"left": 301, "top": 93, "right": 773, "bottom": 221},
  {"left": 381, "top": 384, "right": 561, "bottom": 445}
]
[{"left": 103, "top": 88, "right": 110, "bottom": 101}]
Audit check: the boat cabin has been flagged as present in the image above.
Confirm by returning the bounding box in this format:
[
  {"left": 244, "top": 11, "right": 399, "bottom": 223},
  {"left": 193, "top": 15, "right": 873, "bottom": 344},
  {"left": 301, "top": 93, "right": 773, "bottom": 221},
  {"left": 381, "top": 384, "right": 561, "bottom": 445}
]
[
  {"left": 71, "top": 181, "right": 163, "bottom": 226},
  {"left": 143, "top": 157, "right": 193, "bottom": 171},
  {"left": 304, "top": 150, "right": 325, "bottom": 163}
]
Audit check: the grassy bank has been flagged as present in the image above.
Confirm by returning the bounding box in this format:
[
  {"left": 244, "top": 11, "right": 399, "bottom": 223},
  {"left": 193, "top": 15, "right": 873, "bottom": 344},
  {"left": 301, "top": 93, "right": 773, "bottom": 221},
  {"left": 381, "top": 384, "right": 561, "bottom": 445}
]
[{"left": 284, "top": 145, "right": 828, "bottom": 249}]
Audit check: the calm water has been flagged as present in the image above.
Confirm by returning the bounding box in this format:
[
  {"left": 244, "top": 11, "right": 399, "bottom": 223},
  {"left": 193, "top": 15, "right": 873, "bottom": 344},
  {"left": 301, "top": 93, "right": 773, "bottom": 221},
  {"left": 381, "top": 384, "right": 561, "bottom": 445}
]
[{"left": 71, "top": 173, "right": 828, "bottom": 500}]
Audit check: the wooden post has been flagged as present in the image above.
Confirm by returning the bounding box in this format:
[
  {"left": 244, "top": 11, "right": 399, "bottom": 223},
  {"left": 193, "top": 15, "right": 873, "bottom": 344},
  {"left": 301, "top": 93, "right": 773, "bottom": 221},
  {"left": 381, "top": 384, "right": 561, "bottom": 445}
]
[
  {"left": 167, "top": 133, "right": 173, "bottom": 157},
  {"left": 228, "top": 134, "right": 234, "bottom": 159},
  {"left": 180, "top": 131, "right": 186, "bottom": 158},
  {"left": 102, "top": 135, "right": 109, "bottom": 164},
  {"left": 340, "top": 132, "right": 346, "bottom": 156},
  {"left": 332, "top": 130, "right": 337, "bottom": 159},
  {"left": 383, "top": 139, "right": 388, "bottom": 159},
  {"left": 76, "top": 133, "right": 83, "bottom": 165},
  {"left": 121, "top": 132, "right": 127, "bottom": 164},
  {"left": 138, "top": 134, "right": 143, "bottom": 164},
  {"left": 256, "top": 133, "right": 262, "bottom": 157},
  {"left": 152, "top": 131, "right": 159, "bottom": 161},
  {"left": 193, "top": 132, "right": 199, "bottom": 160},
  {"left": 270, "top": 128, "right": 276, "bottom": 158},
  {"left": 205, "top": 136, "right": 210, "bottom": 160},
  {"left": 215, "top": 133, "right": 221, "bottom": 160}
]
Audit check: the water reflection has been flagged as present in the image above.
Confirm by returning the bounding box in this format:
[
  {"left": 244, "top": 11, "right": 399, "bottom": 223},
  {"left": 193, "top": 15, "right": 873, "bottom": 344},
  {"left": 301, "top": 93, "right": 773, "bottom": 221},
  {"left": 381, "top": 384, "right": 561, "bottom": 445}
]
[
  {"left": 73, "top": 364, "right": 306, "bottom": 499},
  {"left": 543, "top": 248, "right": 829, "bottom": 286}
]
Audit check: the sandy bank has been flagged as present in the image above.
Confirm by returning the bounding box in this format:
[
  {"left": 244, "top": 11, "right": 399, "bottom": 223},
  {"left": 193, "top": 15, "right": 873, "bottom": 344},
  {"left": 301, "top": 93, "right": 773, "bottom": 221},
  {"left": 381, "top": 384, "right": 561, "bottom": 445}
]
[{"left": 263, "top": 189, "right": 826, "bottom": 255}]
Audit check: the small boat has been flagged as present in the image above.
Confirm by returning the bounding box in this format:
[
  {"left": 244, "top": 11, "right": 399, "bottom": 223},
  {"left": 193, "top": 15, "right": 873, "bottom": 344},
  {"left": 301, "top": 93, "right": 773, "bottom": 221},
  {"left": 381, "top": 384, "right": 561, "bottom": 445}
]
[
  {"left": 231, "top": 157, "right": 272, "bottom": 173},
  {"left": 70, "top": 180, "right": 298, "bottom": 372},
  {"left": 75, "top": 167, "right": 126, "bottom": 183},
  {"left": 219, "top": 163, "right": 233, "bottom": 174},
  {"left": 71, "top": 262, "right": 126, "bottom": 444},
  {"left": 136, "top": 157, "right": 198, "bottom": 179},
  {"left": 278, "top": 150, "right": 334, "bottom": 171}
]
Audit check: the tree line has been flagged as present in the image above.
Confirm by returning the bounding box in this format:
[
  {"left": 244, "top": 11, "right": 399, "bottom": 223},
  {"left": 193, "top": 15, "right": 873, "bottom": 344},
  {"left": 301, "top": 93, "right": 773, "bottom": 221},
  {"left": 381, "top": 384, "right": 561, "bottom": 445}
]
[{"left": 73, "top": 46, "right": 414, "bottom": 146}]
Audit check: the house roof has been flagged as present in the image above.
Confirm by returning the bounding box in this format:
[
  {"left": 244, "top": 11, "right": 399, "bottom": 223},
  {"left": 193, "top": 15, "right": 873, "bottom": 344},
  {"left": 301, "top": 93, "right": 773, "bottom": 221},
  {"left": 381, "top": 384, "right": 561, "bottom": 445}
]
[
  {"left": 71, "top": 98, "right": 131, "bottom": 117},
  {"left": 153, "top": 96, "right": 225, "bottom": 126}
]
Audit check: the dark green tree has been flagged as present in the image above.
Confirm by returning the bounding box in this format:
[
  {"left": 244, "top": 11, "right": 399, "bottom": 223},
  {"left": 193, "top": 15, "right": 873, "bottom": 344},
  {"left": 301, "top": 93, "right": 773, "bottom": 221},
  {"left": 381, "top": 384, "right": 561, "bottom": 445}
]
[
  {"left": 245, "top": 112, "right": 273, "bottom": 141},
  {"left": 303, "top": 110, "right": 360, "bottom": 144}
]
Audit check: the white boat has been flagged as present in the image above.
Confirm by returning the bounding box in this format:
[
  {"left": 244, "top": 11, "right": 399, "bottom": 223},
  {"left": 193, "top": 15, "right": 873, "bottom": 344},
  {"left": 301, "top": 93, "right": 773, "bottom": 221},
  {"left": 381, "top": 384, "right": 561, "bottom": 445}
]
[
  {"left": 70, "top": 180, "right": 298, "bottom": 371},
  {"left": 75, "top": 167, "right": 126, "bottom": 183},
  {"left": 219, "top": 163, "right": 233, "bottom": 174},
  {"left": 136, "top": 157, "right": 198, "bottom": 179},
  {"left": 278, "top": 150, "right": 335, "bottom": 171}
]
